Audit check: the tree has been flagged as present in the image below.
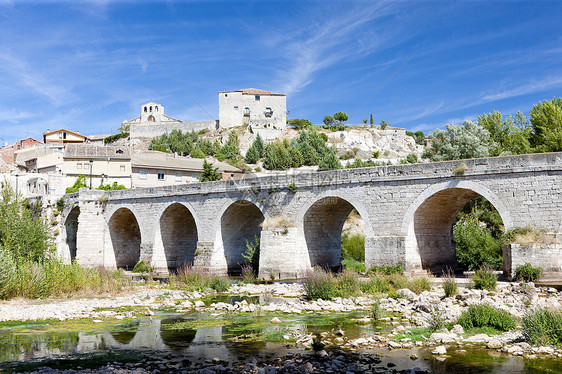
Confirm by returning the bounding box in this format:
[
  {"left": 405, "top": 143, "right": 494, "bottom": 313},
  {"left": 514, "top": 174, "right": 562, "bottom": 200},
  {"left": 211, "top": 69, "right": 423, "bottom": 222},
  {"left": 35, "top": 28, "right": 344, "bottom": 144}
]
[
  {"left": 379, "top": 120, "right": 388, "bottom": 130},
  {"left": 218, "top": 131, "right": 240, "bottom": 160},
  {"left": 244, "top": 144, "right": 260, "bottom": 164},
  {"left": 323, "top": 115, "right": 334, "bottom": 128},
  {"left": 253, "top": 134, "right": 265, "bottom": 157},
  {"left": 298, "top": 141, "right": 319, "bottom": 165},
  {"left": 263, "top": 141, "right": 291, "bottom": 170},
  {"left": 318, "top": 150, "right": 343, "bottom": 171},
  {"left": 414, "top": 131, "right": 425, "bottom": 145},
  {"left": 478, "top": 110, "right": 532, "bottom": 156},
  {"left": 333, "top": 111, "right": 349, "bottom": 124},
  {"left": 370, "top": 113, "right": 374, "bottom": 125},
  {"left": 422, "top": 121, "right": 495, "bottom": 161},
  {"left": 529, "top": 97, "right": 562, "bottom": 152},
  {"left": 288, "top": 146, "right": 304, "bottom": 168},
  {"left": 363, "top": 118, "right": 367, "bottom": 124},
  {"left": 199, "top": 160, "right": 221, "bottom": 182},
  {"left": 288, "top": 118, "right": 312, "bottom": 130}
]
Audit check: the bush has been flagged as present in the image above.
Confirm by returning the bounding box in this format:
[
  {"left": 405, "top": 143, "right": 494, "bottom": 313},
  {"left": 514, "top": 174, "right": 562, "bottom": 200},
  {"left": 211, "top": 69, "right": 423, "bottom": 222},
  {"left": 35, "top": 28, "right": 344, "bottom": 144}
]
[
  {"left": 341, "top": 233, "right": 365, "bottom": 262},
  {"left": 170, "top": 264, "right": 229, "bottom": 293},
  {"left": 303, "top": 268, "right": 338, "bottom": 300},
  {"left": 361, "top": 272, "right": 408, "bottom": 295},
  {"left": 133, "top": 260, "right": 152, "bottom": 274},
  {"left": 515, "top": 263, "right": 543, "bottom": 282},
  {"left": 367, "top": 263, "right": 404, "bottom": 275},
  {"left": 241, "top": 264, "right": 256, "bottom": 284},
  {"left": 407, "top": 275, "right": 432, "bottom": 294},
  {"left": 342, "top": 258, "right": 365, "bottom": 273},
  {"left": 523, "top": 308, "right": 562, "bottom": 346},
  {"left": 336, "top": 268, "right": 361, "bottom": 297},
  {"left": 453, "top": 213, "right": 502, "bottom": 270},
  {"left": 242, "top": 235, "right": 260, "bottom": 275},
  {"left": 0, "top": 248, "right": 17, "bottom": 298},
  {"left": 442, "top": 270, "right": 458, "bottom": 297},
  {"left": 456, "top": 304, "right": 517, "bottom": 331},
  {"left": 472, "top": 266, "right": 497, "bottom": 290}
]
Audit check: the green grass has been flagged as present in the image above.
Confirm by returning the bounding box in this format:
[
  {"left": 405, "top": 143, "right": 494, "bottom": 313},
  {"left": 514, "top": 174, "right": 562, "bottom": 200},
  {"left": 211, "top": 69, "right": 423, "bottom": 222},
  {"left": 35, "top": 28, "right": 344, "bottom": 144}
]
[
  {"left": 456, "top": 304, "right": 517, "bottom": 332},
  {"left": 472, "top": 266, "right": 497, "bottom": 291},
  {"left": 169, "top": 264, "right": 230, "bottom": 292},
  {"left": 523, "top": 308, "right": 562, "bottom": 346},
  {"left": 515, "top": 263, "right": 543, "bottom": 282},
  {"left": 342, "top": 259, "right": 365, "bottom": 273}
]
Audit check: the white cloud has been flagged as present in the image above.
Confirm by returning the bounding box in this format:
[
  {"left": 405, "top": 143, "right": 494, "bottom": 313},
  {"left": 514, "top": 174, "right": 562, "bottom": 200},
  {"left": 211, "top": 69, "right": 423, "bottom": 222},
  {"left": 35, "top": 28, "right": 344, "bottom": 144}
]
[{"left": 480, "top": 76, "right": 562, "bottom": 103}]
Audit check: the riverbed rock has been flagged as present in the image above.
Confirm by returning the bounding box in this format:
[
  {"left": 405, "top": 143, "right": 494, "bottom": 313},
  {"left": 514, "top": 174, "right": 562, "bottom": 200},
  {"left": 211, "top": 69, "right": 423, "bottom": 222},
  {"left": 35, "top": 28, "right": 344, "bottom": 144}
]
[
  {"left": 432, "top": 345, "right": 447, "bottom": 355},
  {"left": 430, "top": 332, "right": 458, "bottom": 343},
  {"left": 487, "top": 339, "right": 503, "bottom": 349},
  {"left": 464, "top": 334, "right": 490, "bottom": 343},
  {"left": 450, "top": 324, "right": 464, "bottom": 335},
  {"left": 271, "top": 317, "right": 282, "bottom": 324}
]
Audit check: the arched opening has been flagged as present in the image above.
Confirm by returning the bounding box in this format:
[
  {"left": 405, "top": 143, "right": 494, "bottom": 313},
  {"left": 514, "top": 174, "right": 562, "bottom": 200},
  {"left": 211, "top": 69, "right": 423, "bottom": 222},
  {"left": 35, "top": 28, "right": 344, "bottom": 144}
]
[
  {"left": 159, "top": 203, "right": 198, "bottom": 271},
  {"left": 108, "top": 208, "right": 141, "bottom": 269},
  {"left": 147, "top": 115, "right": 155, "bottom": 122},
  {"left": 409, "top": 188, "right": 506, "bottom": 273},
  {"left": 219, "top": 201, "right": 264, "bottom": 275},
  {"left": 64, "top": 207, "right": 80, "bottom": 261},
  {"left": 303, "top": 197, "right": 360, "bottom": 271}
]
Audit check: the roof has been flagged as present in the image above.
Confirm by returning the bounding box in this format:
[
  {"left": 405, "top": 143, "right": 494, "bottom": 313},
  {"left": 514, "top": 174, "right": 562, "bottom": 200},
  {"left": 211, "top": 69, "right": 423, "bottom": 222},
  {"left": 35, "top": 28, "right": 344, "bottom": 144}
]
[
  {"left": 219, "top": 88, "right": 286, "bottom": 96},
  {"left": 43, "top": 128, "right": 87, "bottom": 139},
  {"left": 88, "top": 134, "right": 112, "bottom": 141},
  {"left": 131, "top": 151, "right": 241, "bottom": 173},
  {"left": 63, "top": 144, "right": 131, "bottom": 159}
]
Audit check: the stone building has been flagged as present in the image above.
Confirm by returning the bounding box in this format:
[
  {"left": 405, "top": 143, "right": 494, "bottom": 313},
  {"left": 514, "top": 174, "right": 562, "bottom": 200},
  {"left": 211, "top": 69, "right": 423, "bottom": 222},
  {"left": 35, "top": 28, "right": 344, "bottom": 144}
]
[
  {"left": 43, "top": 129, "right": 87, "bottom": 144},
  {"left": 218, "top": 88, "right": 286, "bottom": 129},
  {"left": 131, "top": 151, "right": 242, "bottom": 188},
  {"left": 63, "top": 144, "right": 132, "bottom": 189},
  {"left": 0, "top": 138, "right": 42, "bottom": 164}
]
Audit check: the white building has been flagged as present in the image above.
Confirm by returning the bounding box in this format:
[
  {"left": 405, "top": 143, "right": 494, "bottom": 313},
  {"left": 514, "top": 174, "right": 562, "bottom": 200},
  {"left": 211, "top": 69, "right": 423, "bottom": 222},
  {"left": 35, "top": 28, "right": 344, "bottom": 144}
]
[{"left": 218, "top": 88, "right": 286, "bottom": 129}]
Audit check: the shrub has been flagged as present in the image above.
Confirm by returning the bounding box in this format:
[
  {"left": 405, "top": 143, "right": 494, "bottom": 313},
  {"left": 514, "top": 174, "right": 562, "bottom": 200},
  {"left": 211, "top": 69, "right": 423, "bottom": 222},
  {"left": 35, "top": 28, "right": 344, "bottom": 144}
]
[
  {"left": 515, "top": 263, "right": 543, "bottom": 282},
  {"left": 456, "top": 304, "right": 517, "bottom": 331},
  {"left": 406, "top": 153, "right": 418, "bottom": 164},
  {"left": 523, "top": 308, "right": 562, "bottom": 346},
  {"left": 371, "top": 299, "right": 386, "bottom": 321},
  {"left": 407, "top": 275, "right": 432, "bottom": 294},
  {"left": 472, "top": 266, "right": 497, "bottom": 290},
  {"left": 288, "top": 183, "right": 297, "bottom": 194},
  {"left": 133, "top": 260, "right": 152, "bottom": 274},
  {"left": 427, "top": 306, "right": 446, "bottom": 332},
  {"left": 170, "top": 264, "right": 229, "bottom": 292},
  {"left": 341, "top": 233, "right": 365, "bottom": 262},
  {"left": 241, "top": 264, "right": 256, "bottom": 284},
  {"left": 367, "top": 263, "right": 404, "bottom": 275},
  {"left": 242, "top": 234, "right": 260, "bottom": 275},
  {"left": 442, "top": 270, "right": 458, "bottom": 297},
  {"left": 454, "top": 214, "right": 502, "bottom": 270},
  {"left": 342, "top": 258, "right": 365, "bottom": 273},
  {"left": 303, "top": 268, "right": 337, "bottom": 300},
  {"left": 453, "top": 162, "right": 467, "bottom": 175},
  {"left": 336, "top": 268, "right": 361, "bottom": 297},
  {"left": 209, "top": 277, "right": 230, "bottom": 292},
  {"left": 0, "top": 248, "right": 17, "bottom": 299}
]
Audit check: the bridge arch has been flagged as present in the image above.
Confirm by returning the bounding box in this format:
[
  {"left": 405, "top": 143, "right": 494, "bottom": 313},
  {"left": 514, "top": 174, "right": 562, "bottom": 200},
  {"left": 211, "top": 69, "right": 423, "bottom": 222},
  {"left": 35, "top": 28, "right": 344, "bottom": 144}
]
[
  {"left": 62, "top": 206, "right": 80, "bottom": 262},
  {"left": 298, "top": 191, "right": 373, "bottom": 270},
  {"left": 106, "top": 206, "right": 142, "bottom": 269},
  {"left": 152, "top": 202, "right": 199, "bottom": 272},
  {"left": 402, "top": 180, "right": 513, "bottom": 272},
  {"left": 214, "top": 199, "right": 265, "bottom": 275}
]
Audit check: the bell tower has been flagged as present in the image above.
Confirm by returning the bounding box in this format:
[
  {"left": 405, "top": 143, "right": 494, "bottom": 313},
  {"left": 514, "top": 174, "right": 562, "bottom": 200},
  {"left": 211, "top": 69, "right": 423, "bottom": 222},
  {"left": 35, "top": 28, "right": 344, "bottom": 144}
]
[{"left": 140, "top": 102, "right": 164, "bottom": 123}]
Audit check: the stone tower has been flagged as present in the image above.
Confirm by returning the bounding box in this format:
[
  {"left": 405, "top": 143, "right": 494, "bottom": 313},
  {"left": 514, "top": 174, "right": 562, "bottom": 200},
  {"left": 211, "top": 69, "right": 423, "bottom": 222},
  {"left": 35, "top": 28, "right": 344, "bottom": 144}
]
[{"left": 140, "top": 102, "right": 164, "bottom": 123}]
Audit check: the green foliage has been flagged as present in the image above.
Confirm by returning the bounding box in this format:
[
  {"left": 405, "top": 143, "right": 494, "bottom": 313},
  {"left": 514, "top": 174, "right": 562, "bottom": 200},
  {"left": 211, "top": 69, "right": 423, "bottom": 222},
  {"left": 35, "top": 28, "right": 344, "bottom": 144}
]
[
  {"left": 515, "top": 263, "right": 543, "bottom": 282},
  {"left": 530, "top": 97, "right": 562, "bottom": 152},
  {"left": 407, "top": 275, "right": 432, "bottom": 294},
  {"left": 442, "top": 270, "right": 458, "bottom": 297},
  {"left": 341, "top": 233, "right": 365, "bottom": 262},
  {"left": 0, "top": 248, "right": 17, "bottom": 299},
  {"left": 422, "top": 121, "right": 495, "bottom": 161},
  {"left": 132, "top": 260, "right": 152, "bottom": 274},
  {"left": 345, "top": 158, "right": 382, "bottom": 169},
  {"left": 333, "top": 111, "right": 349, "bottom": 123},
  {"left": 367, "top": 263, "right": 404, "bottom": 275},
  {"left": 56, "top": 198, "right": 65, "bottom": 212},
  {"left": 370, "top": 113, "right": 374, "bottom": 125},
  {"left": 406, "top": 153, "right": 418, "bottom": 164},
  {"left": 472, "top": 266, "right": 497, "bottom": 290},
  {"left": 97, "top": 182, "right": 126, "bottom": 191},
  {"left": 414, "top": 131, "right": 425, "bottom": 145},
  {"left": 149, "top": 129, "right": 199, "bottom": 156},
  {"left": 523, "top": 308, "right": 562, "bottom": 346},
  {"left": 65, "top": 175, "right": 88, "bottom": 194},
  {"left": 263, "top": 141, "right": 291, "bottom": 170},
  {"left": 303, "top": 268, "right": 338, "bottom": 300},
  {"left": 288, "top": 146, "right": 304, "bottom": 168},
  {"left": 318, "top": 151, "right": 343, "bottom": 171},
  {"left": 218, "top": 131, "right": 241, "bottom": 161},
  {"left": 453, "top": 213, "right": 502, "bottom": 270},
  {"left": 323, "top": 115, "right": 334, "bottom": 128},
  {"left": 371, "top": 299, "right": 385, "bottom": 320},
  {"left": 297, "top": 140, "right": 319, "bottom": 166},
  {"left": 240, "top": 264, "right": 256, "bottom": 284},
  {"left": 190, "top": 147, "right": 206, "bottom": 159},
  {"left": 288, "top": 118, "right": 312, "bottom": 129},
  {"left": 244, "top": 145, "right": 260, "bottom": 164},
  {"left": 242, "top": 234, "right": 260, "bottom": 275},
  {"left": 341, "top": 258, "right": 365, "bottom": 273},
  {"left": 288, "top": 183, "right": 297, "bottom": 194},
  {"left": 0, "top": 183, "right": 53, "bottom": 263},
  {"left": 478, "top": 110, "right": 532, "bottom": 155},
  {"left": 199, "top": 160, "right": 221, "bottom": 182},
  {"left": 379, "top": 120, "right": 388, "bottom": 130},
  {"left": 456, "top": 304, "right": 517, "bottom": 331},
  {"left": 104, "top": 132, "right": 129, "bottom": 144},
  {"left": 170, "top": 264, "right": 230, "bottom": 292}
]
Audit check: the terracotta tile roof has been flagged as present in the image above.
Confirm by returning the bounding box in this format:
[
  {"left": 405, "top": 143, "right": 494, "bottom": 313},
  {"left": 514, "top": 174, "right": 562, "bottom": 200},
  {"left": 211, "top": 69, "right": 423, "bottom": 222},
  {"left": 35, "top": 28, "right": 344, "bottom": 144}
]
[
  {"left": 219, "top": 88, "right": 285, "bottom": 96},
  {"left": 63, "top": 144, "right": 131, "bottom": 159},
  {"left": 43, "top": 128, "right": 87, "bottom": 139}
]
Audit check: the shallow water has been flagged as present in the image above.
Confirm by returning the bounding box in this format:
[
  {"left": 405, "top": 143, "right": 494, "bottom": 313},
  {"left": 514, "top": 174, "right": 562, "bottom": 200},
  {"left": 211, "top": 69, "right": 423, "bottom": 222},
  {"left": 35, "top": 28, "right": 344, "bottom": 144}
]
[{"left": 0, "top": 301, "right": 560, "bottom": 373}]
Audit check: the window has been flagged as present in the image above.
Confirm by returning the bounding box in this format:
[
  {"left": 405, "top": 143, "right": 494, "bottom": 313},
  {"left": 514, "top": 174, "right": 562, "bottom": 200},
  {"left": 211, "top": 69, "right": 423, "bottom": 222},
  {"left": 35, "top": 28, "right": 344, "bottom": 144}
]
[
  {"left": 139, "top": 169, "right": 147, "bottom": 180},
  {"left": 158, "top": 171, "right": 165, "bottom": 180},
  {"left": 77, "top": 163, "right": 82, "bottom": 170},
  {"left": 175, "top": 172, "right": 182, "bottom": 182},
  {"left": 120, "top": 165, "right": 125, "bottom": 172},
  {"left": 244, "top": 107, "right": 250, "bottom": 114},
  {"left": 150, "top": 106, "right": 153, "bottom": 112},
  {"left": 148, "top": 115, "right": 155, "bottom": 122},
  {"left": 155, "top": 106, "right": 158, "bottom": 112},
  {"left": 58, "top": 132, "right": 63, "bottom": 139},
  {"left": 255, "top": 95, "right": 260, "bottom": 101},
  {"left": 265, "top": 107, "right": 273, "bottom": 117},
  {"left": 234, "top": 106, "right": 238, "bottom": 110},
  {"left": 144, "top": 106, "right": 147, "bottom": 113}
]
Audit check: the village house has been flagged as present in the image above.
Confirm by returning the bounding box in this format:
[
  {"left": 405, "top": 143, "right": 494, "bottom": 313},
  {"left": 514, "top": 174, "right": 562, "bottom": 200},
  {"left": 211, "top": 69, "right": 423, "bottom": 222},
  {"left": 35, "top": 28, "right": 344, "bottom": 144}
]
[
  {"left": 131, "top": 151, "right": 242, "bottom": 188},
  {"left": 43, "top": 128, "right": 88, "bottom": 144},
  {"left": 218, "top": 88, "right": 287, "bottom": 129}
]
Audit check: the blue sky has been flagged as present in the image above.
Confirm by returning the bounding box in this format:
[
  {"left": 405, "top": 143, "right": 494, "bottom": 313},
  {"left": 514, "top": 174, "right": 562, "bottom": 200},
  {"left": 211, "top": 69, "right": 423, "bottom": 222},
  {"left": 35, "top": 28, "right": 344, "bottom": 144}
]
[{"left": 1, "top": 0, "right": 562, "bottom": 144}]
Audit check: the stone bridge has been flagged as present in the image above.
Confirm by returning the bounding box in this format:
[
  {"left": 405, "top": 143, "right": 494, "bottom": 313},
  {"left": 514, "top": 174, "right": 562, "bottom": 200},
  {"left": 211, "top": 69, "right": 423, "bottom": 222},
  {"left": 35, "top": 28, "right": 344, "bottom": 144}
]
[{"left": 59, "top": 153, "right": 562, "bottom": 279}]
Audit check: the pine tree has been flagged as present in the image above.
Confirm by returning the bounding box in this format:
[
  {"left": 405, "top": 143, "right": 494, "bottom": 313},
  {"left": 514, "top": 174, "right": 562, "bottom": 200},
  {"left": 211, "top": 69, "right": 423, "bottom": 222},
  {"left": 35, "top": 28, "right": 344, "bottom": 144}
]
[
  {"left": 199, "top": 160, "right": 221, "bottom": 182},
  {"left": 288, "top": 146, "right": 304, "bottom": 168},
  {"left": 244, "top": 145, "right": 260, "bottom": 164},
  {"left": 370, "top": 113, "right": 374, "bottom": 125},
  {"left": 318, "top": 151, "right": 343, "bottom": 171},
  {"left": 254, "top": 133, "right": 265, "bottom": 157}
]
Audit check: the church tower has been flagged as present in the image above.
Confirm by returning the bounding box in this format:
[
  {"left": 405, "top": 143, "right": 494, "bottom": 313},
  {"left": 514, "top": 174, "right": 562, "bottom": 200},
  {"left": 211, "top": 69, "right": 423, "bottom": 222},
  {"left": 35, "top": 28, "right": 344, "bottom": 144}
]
[{"left": 140, "top": 102, "right": 164, "bottom": 123}]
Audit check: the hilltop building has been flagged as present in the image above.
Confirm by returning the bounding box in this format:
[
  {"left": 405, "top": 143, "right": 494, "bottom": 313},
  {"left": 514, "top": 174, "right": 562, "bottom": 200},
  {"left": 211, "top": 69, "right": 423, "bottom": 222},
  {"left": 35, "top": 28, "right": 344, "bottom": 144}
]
[
  {"left": 218, "top": 88, "right": 286, "bottom": 129},
  {"left": 43, "top": 129, "right": 87, "bottom": 144}
]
